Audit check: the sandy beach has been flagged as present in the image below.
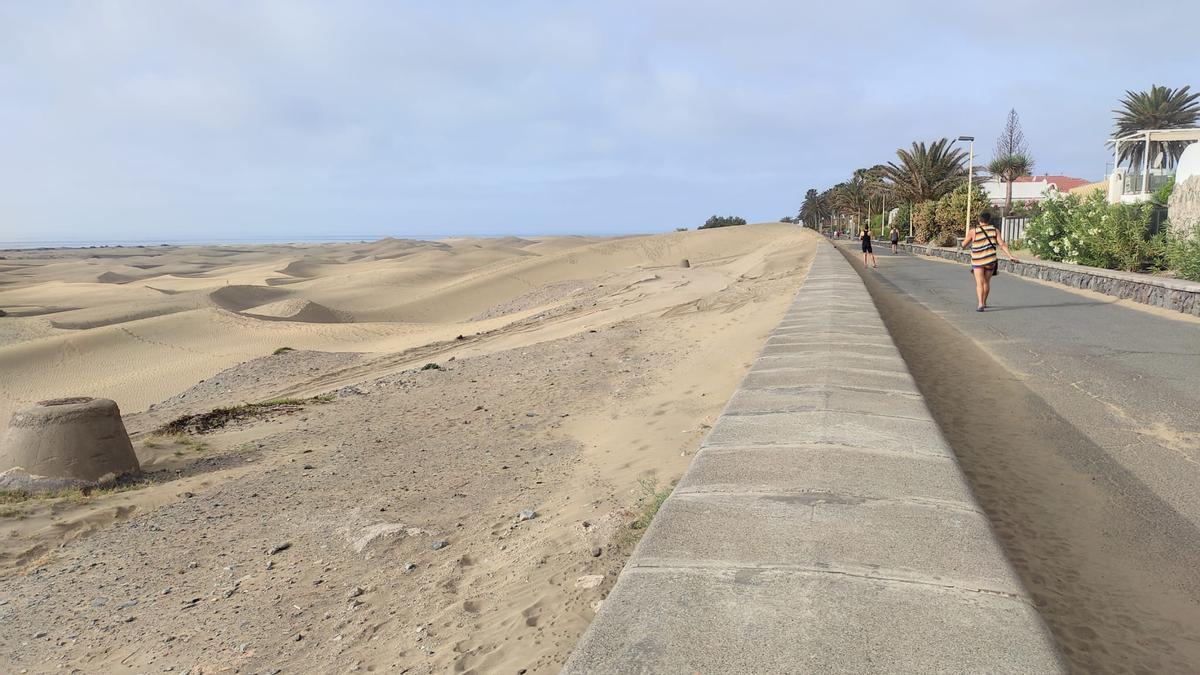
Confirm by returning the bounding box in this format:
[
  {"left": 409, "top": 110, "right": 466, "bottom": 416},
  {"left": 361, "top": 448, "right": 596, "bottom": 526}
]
[{"left": 0, "top": 224, "right": 817, "bottom": 673}]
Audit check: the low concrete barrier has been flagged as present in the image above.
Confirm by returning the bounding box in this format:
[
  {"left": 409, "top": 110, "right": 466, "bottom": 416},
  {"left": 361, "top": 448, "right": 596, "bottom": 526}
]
[
  {"left": 562, "top": 242, "right": 1063, "bottom": 673},
  {"left": 889, "top": 240, "right": 1200, "bottom": 317}
]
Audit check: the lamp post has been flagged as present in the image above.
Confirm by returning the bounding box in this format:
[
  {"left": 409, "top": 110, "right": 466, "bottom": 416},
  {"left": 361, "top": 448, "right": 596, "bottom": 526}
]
[
  {"left": 881, "top": 192, "right": 887, "bottom": 241},
  {"left": 953, "top": 135, "right": 975, "bottom": 240}
]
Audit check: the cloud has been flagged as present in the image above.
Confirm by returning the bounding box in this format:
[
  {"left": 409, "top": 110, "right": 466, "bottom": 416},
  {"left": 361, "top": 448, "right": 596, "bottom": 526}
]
[{"left": 0, "top": 0, "right": 1197, "bottom": 242}]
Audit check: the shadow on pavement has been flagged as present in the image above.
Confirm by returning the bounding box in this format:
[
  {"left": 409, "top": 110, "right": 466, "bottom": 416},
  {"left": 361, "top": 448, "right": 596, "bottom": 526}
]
[
  {"left": 981, "top": 301, "right": 1113, "bottom": 312},
  {"left": 834, "top": 242, "right": 1200, "bottom": 674}
]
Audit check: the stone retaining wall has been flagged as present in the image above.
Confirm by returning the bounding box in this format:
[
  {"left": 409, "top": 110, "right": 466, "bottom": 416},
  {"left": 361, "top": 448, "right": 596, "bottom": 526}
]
[
  {"left": 562, "top": 242, "right": 1064, "bottom": 673},
  {"left": 888, "top": 240, "right": 1200, "bottom": 317}
]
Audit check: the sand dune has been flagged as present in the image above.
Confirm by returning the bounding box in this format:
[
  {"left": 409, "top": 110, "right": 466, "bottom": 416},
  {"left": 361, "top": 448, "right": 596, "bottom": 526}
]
[
  {"left": 0, "top": 225, "right": 815, "bottom": 428},
  {"left": 208, "top": 284, "right": 292, "bottom": 312},
  {"left": 242, "top": 298, "right": 352, "bottom": 323},
  {"left": 276, "top": 257, "right": 348, "bottom": 278},
  {"left": 0, "top": 224, "right": 821, "bottom": 673}
]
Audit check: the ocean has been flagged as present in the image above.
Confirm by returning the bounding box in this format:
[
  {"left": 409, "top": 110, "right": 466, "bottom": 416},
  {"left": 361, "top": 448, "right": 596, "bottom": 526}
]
[{"left": 0, "top": 234, "right": 444, "bottom": 250}]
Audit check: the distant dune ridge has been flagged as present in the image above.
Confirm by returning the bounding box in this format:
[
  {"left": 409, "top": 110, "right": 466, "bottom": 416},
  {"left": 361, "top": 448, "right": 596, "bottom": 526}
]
[{"left": 0, "top": 225, "right": 816, "bottom": 425}]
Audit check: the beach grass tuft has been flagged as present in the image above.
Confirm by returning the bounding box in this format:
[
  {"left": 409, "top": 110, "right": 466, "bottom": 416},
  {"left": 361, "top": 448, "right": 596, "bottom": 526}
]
[
  {"left": 630, "top": 477, "right": 676, "bottom": 531},
  {"left": 617, "top": 477, "right": 677, "bottom": 548},
  {"left": 156, "top": 394, "right": 332, "bottom": 435},
  {"left": 0, "top": 479, "right": 154, "bottom": 517}
]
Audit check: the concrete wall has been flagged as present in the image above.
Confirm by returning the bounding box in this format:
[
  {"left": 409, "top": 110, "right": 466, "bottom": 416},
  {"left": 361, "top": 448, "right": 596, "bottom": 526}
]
[
  {"left": 562, "top": 243, "right": 1063, "bottom": 674},
  {"left": 892, "top": 241, "right": 1200, "bottom": 317}
]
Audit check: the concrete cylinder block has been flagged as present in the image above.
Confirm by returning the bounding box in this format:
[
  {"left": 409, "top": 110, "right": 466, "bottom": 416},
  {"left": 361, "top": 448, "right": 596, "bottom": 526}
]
[{"left": 0, "top": 397, "right": 140, "bottom": 483}]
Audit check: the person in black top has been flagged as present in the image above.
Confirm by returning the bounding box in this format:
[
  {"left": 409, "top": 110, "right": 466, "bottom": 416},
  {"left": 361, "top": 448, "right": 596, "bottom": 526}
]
[
  {"left": 890, "top": 225, "right": 900, "bottom": 254},
  {"left": 860, "top": 227, "right": 877, "bottom": 268}
]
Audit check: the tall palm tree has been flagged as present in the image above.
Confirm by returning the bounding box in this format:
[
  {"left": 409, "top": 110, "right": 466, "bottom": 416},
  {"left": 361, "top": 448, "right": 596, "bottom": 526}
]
[
  {"left": 818, "top": 188, "right": 837, "bottom": 231},
  {"left": 880, "top": 139, "right": 969, "bottom": 204},
  {"left": 1113, "top": 85, "right": 1200, "bottom": 170},
  {"left": 833, "top": 173, "right": 870, "bottom": 226},
  {"left": 986, "top": 153, "right": 1034, "bottom": 216},
  {"left": 800, "top": 189, "right": 827, "bottom": 229}
]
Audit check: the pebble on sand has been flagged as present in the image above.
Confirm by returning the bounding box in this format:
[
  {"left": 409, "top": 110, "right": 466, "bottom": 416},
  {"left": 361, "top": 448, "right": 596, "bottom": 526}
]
[{"left": 575, "top": 574, "right": 605, "bottom": 589}]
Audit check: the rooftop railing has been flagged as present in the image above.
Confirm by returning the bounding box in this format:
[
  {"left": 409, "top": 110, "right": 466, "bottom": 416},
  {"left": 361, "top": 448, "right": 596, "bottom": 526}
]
[{"left": 1122, "top": 172, "right": 1173, "bottom": 195}]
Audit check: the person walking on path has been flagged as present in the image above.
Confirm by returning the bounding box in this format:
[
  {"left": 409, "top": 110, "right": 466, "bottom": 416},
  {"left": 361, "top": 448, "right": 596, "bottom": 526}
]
[
  {"left": 860, "top": 226, "right": 877, "bottom": 268},
  {"left": 889, "top": 225, "right": 900, "bottom": 254},
  {"left": 963, "top": 212, "right": 1018, "bottom": 312}
]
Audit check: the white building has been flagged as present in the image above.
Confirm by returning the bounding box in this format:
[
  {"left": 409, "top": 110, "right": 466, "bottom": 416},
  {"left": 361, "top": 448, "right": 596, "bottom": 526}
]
[
  {"left": 1106, "top": 128, "right": 1200, "bottom": 204},
  {"left": 980, "top": 175, "right": 1091, "bottom": 207}
]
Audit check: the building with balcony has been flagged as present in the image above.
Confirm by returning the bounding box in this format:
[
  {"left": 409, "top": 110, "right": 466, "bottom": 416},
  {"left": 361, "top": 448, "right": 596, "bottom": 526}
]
[{"left": 1107, "top": 127, "right": 1200, "bottom": 204}]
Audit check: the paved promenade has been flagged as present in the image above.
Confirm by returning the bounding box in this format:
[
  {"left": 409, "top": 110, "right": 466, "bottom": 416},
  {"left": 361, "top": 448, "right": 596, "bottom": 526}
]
[
  {"left": 855, "top": 245, "right": 1200, "bottom": 535},
  {"left": 835, "top": 243, "right": 1200, "bottom": 670},
  {"left": 563, "top": 242, "right": 1063, "bottom": 673}
]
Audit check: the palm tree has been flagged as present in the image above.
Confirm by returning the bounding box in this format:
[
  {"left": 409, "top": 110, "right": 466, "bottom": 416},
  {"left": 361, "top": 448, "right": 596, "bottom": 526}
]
[
  {"left": 833, "top": 174, "right": 870, "bottom": 227},
  {"left": 986, "top": 153, "right": 1034, "bottom": 216},
  {"left": 880, "top": 139, "right": 969, "bottom": 204},
  {"left": 818, "top": 188, "right": 837, "bottom": 232},
  {"left": 800, "top": 189, "right": 827, "bottom": 229},
  {"left": 1113, "top": 85, "right": 1200, "bottom": 170}
]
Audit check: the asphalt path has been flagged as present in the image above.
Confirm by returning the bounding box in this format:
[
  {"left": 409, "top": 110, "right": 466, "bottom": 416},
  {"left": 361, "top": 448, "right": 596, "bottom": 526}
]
[
  {"left": 851, "top": 243, "right": 1200, "bottom": 527},
  {"left": 834, "top": 240, "right": 1200, "bottom": 672}
]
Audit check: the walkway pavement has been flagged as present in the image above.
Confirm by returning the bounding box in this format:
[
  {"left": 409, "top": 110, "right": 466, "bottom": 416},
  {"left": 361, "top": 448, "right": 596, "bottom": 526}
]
[
  {"left": 855, "top": 246, "right": 1200, "bottom": 533},
  {"left": 563, "top": 243, "right": 1062, "bottom": 673}
]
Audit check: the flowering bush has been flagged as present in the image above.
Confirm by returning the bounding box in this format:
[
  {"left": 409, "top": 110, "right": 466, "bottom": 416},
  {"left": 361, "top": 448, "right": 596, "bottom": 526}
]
[
  {"left": 1025, "top": 190, "right": 1167, "bottom": 271},
  {"left": 1007, "top": 199, "right": 1042, "bottom": 218},
  {"left": 1024, "top": 192, "right": 1084, "bottom": 261}
]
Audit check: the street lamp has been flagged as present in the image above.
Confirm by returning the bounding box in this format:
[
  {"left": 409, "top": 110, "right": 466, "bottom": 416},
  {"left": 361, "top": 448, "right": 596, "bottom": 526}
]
[{"left": 953, "top": 135, "right": 975, "bottom": 240}]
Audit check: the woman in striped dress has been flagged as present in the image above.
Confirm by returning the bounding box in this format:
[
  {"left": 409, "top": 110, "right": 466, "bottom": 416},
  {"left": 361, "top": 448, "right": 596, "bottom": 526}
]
[{"left": 964, "top": 212, "right": 1018, "bottom": 312}]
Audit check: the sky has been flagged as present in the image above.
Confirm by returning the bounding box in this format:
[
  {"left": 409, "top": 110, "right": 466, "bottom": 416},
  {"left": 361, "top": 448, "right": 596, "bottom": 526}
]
[{"left": 2, "top": 1, "right": 1198, "bottom": 243}]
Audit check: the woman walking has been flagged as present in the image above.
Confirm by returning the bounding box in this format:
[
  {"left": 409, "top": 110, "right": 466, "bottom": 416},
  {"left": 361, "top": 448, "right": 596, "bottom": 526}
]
[
  {"left": 964, "top": 212, "right": 1018, "bottom": 311},
  {"left": 889, "top": 225, "right": 900, "bottom": 254},
  {"left": 859, "top": 226, "right": 877, "bottom": 268}
]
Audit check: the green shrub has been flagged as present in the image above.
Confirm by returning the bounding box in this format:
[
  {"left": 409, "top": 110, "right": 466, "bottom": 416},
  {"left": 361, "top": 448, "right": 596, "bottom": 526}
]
[
  {"left": 890, "top": 203, "right": 912, "bottom": 233},
  {"left": 1153, "top": 176, "right": 1175, "bottom": 205},
  {"left": 926, "top": 183, "right": 990, "bottom": 247},
  {"left": 912, "top": 201, "right": 938, "bottom": 243},
  {"left": 1168, "top": 223, "right": 1200, "bottom": 282},
  {"left": 1024, "top": 193, "right": 1079, "bottom": 261},
  {"left": 1089, "top": 202, "right": 1168, "bottom": 272},
  {"left": 1025, "top": 190, "right": 1168, "bottom": 271},
  {"left": 699, "top": 215, "right": 747, "bottom": 230}
]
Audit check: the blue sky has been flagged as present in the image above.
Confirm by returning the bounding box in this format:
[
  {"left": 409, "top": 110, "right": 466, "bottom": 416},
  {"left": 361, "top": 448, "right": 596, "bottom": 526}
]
[{"left": 2, "top": 1, "right": 1198, "bottom": 242}]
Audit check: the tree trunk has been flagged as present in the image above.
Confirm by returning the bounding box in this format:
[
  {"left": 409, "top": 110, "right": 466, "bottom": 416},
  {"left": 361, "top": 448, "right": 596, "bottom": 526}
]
[{"left": 1004, "top": 178, "right": 1013, "bottom": 216}]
